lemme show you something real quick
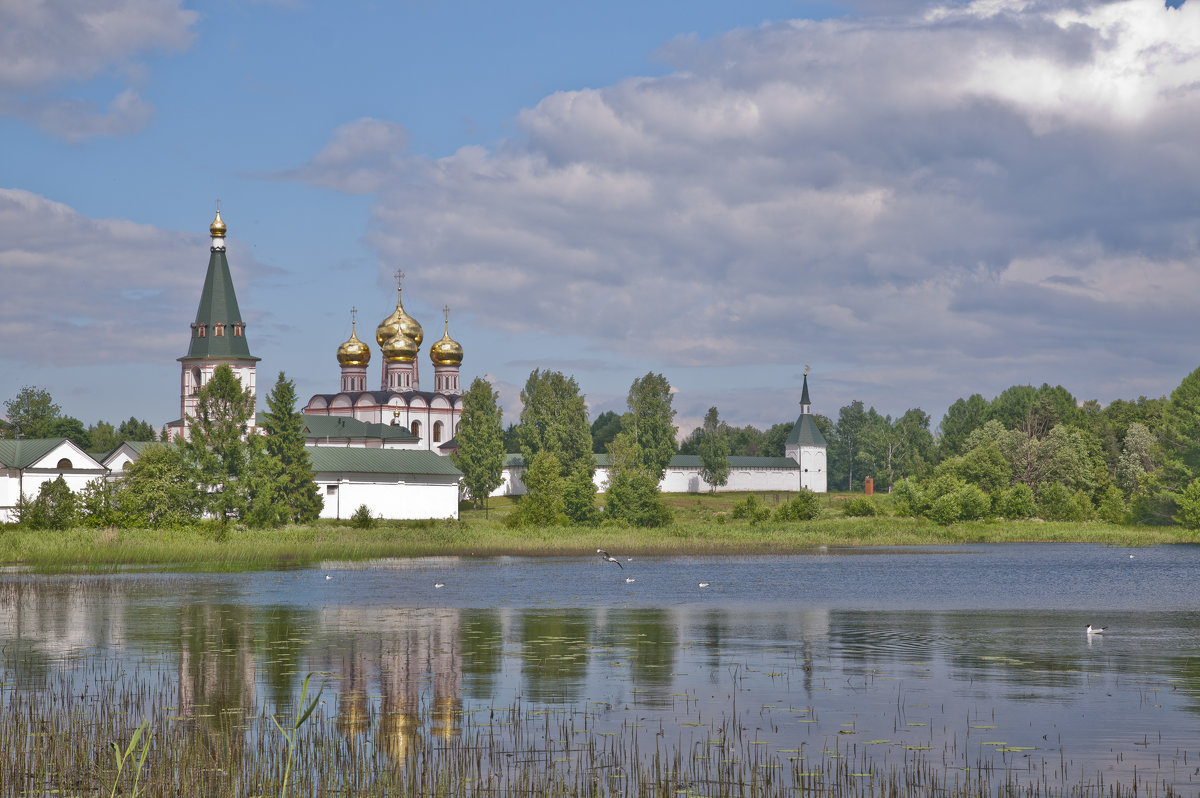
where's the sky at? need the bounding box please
[1,0,1198,439]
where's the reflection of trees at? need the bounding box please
[520,610,591,703]
[177,603,257,762]
[458,609,503,700]
[608,609,676,707]
[261,606,309,717]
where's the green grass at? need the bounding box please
[1,491,1195,572]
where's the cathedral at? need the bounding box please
[301,271,464,454]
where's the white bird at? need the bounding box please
[325,574,332,581]
[625,577,636,583]
[434,582,445,589]
[698,582,710,588]
[1086,624,1107,635]
[597,549,623,569]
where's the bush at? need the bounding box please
[732,495,771,523]
[891,478,925,517]
[957,484,992,521]
[1036,483,1093,522]
[928,492,961,526]
[1096,484,1129,525]
[18,476,77,531]
[775,490,822,521]
[1174,479,1200,529]
[842,496,879,517]
[997,483,1035,519]
[350,504,375,529]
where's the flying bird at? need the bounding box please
[597,549,623,569]
[1086,624,1107,635]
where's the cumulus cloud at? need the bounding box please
[0,0,196,139]
[0,189,267,366]
[270,118,411,194]
[299,0,1200,420]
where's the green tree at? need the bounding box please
[78,477,124,527]
[829,400,869,491]
[938,393,989,457]
[1116,422,1157,496]
[454,377,506,513]
[622,372,677,481]
[1164,365,1200,482]
[3,386,62,439]
[696,407,730,492]
[1175,479,1200,530]
[602,431,672,527]
[260,372,322,524]
[120,444,202,527]
[19,476,77,530]
[590,410,623,454]
[517,369,593,477]
[87,421,122,454]
[507,450,567,527]
[763,422,793,457]
[563,458,599,524]
[182,364,257,525]
[117,417,158,441]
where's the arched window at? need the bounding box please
[410,420,421,438]
[433,421,443,443]
[57,458,73,469]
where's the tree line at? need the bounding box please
[1,386,159,453]
[10,367,322,531]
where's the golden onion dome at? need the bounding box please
[375,286,423,351]
[336,322,371,367]
[209,209,226,237]
[382,331,417,362]
[429,322,463,366]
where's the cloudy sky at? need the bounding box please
[2,0,1198,437]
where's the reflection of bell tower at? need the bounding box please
[430,610,462,740]
[176,207,260,439]
[379,628,424,761]
[336,644,369,739]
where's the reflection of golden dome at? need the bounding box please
[209,209,226,237]
[336,689,369,738]
[430,694,460,741]
[429,322,463,366]
[381,711,420,761]
[337,321,371,367]
[376,286,423,351]
[383,332,417,362]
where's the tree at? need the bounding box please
[590,410,623,454]
[507,450,567,527]
[1175,479,1200,529]
[3,386,61,439]
[454,377,506,513]
[117,417,158,441]
[1116,422,1156,496]
[563,458,599,523]
[696,407,730,492]
[829,400,869,491]
[260,372,322,524]
[120,444,202,527]
[182,364,257,525]
[622,372,677,481]
[1164,365,1200,482]
[87,421,121,454]
[18,476,76,530]
[517,369,593,477]
[603,432,672,527]
[938,394,989,458]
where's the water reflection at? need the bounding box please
[1,549,1199,792]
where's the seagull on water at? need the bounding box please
[325,574,332,581]
[698,582,710,588]
[625,577,636,583]
[1086,624,1107,635]
[597,549,623,569]
[434,582,445,589]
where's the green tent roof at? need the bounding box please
[306,446,462,477]
[785,414,827,447]
[181,248,259,361]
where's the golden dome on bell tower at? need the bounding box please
[375,269,423,351]
[209,208,226,237]
[336,309,371,367]
[429,306,463,366]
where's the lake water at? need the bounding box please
[2,543,1199,794]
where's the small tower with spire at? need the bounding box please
[429,306,464,396]
[784,367,828,492]
[336,307,371,392]
[174,206,260,438]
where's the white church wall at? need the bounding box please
[315,473,459,521]
[798,446,827,493]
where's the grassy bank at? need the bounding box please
[2,491,1196,572]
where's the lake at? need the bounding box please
[2,543,1198,795]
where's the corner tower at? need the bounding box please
[175,209,260,435]
[784,370,828,492]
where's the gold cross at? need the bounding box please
[350,306,358,329]
[443,304,450,325]
[394,268,405,290]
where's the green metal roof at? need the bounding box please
[181,248,259,361]
[306,446,462,477]
[785,414,827,447]
[504,452,800,470]
[0,438,66,469]
[301,414,417,441]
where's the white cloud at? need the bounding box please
[271,118,410,194]
[294,0,1200,420]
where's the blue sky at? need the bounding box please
[2,0,1198,437]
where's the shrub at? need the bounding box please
[997,483,1035,519]
[1096,484,1129,525]
[1036,483,1093,522]
[350,504,375,529]
[732,495,771,523]
[891,478,925,517]
[842,496,879,517]
[927,492,961,526]
[957,484,992,521]
[1174,479,1200,529]
[18,476,77,531]
[775,489,822,521]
